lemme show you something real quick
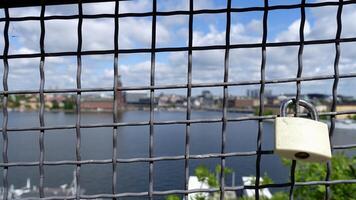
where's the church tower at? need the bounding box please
[115,74,125,110]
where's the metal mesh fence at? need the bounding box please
[0,0,356,199]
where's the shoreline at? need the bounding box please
[4,108,255,114]
[5,110,356,129]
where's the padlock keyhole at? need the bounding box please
[295,152,310,159]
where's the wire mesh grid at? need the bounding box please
[0,0,356,199]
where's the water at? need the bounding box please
[1,111,356,199]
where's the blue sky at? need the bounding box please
[1,0,356,97]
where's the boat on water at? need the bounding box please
[185,175,272,200]
[0,172,87,199]
[242,176,272,199]
[186,175,237,200]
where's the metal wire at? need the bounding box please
[325,1,343,199]
[75,1,83,200]
[0,0,356,199]
[290,0,306,198]
[38,3,46,198]
[184,1,193,200]
[149,0,157,199]
[112,0,119,199]
[255,1,268,199]
[1,7,9,200]
[220,0,231,199]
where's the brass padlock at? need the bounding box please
[275,99,332,162]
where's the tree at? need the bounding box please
[242,153,356,200]
[166,195,180,200]
[254,108,274,116]
[51,100,60,109]
[195,165,233,188]
[288,152,356,200]
[63,99,75,110]
[347,115,356,120]
[166,153,356,200]
[239,173,282,200]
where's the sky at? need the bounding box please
[0,0,356,97]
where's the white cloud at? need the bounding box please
[2,1,356,97]
[193,25,225,46]
[275,19,311,42]
[8,6,172,52]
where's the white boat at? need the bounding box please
[186,175,237,200]
[242,176,272,199]
[0,172,87,199]
[187,176,210,200]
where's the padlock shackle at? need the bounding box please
[280,99,319,120]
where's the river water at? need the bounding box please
[1,111,355,199]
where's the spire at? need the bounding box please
[115,72,125,109]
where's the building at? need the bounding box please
[266,96,281,106]
[194,90,215,109]
[115,75,125,108]
[157,93,186,108]
[124,91,158,109]
[246,89,272,99]
[81,98,113,111]
[336,102,356,119]
[81,96,125,112]
[228,97,259,109]
[81,77,125,111]
[337,95,355,103]
[124,91,149,104]
[306,93,330,101]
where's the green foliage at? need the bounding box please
[215,165,233,175]
[254,108,274,116]
[63,99,75,110]
[194,195,207,200]
[347,115,356,120]
[195,165,218,188]
[167,154,356,200]
[238,173,276,200]
[165,195,180,200]
[319,115,329,120]
[8,94,25,108]
[282,152,356,200]
[242,153,356,199]
[195,165,233,188]
[261,173,273,185]
[239,191,288,200]
[240,196,270,200]
[51,100,60,109]
[270,192,289,200]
